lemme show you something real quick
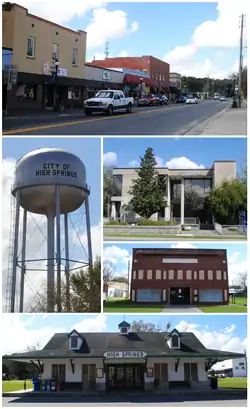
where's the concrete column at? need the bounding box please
[111,202,116,220]
[181,178,185,225]
[165,175,171,221]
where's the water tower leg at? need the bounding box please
[64,214,70,312]
[47,211,55,312]
[85,195,94,311]
[11,190,21,313]
[19,209,27,313]
[55,185,62,312]
[85,194,93,269]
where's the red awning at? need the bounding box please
[123,74,154,87]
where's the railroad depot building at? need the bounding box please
[4,321,243,392]
[130,248,229,304]
[110,161,236,225]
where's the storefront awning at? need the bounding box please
[123,74,154,87]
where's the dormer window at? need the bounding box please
[118,320,131,335]
[71,335,78,349]
[68,329,83,350]
[164,329,181,349]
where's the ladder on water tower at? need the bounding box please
[5,189,16,312]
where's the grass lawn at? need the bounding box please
[232,297,247,305]
[218,377,247,389]
[2,380,33,392]
[199,297,247,313]
[103,298,164,313]
[104,234,246,240]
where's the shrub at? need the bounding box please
[104,221,128,226]
[137,218,179,226]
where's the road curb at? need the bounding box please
[184,105,230,135]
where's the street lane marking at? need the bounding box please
[2,103,223,135]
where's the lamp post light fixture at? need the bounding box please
[140,77,143,98]
[54,59,60,111]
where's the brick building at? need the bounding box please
[131,248,229,305]
[88,56,170,94]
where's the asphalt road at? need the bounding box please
[2,395,247,407]
[2,100,229,135]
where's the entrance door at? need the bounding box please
[107,365,144,390]
[170,288,190,304]
[184,363,191,383]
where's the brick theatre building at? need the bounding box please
[130,248,229,305]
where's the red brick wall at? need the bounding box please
[88,56,170,88]
[130,249,228,304]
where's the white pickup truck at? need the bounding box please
[84,90,134,116]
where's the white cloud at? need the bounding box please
[14,0,106,25]
[166,157,205,169]
[103,245,130,266]
[175,320,247,353]
[128,156,205,169]
[86,8,139,49]
[2,158,101,312]
[103,152,117,167]
[170,243,198,249]
[2,314,107,354]
[164,0,247,78]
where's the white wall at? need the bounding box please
[84,65,124,84]
[147,358,207,382]
[42,359,103,382]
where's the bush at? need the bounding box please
[137,218,179,226]
[104,221,128,226]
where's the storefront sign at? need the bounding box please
[104,351,147,359]
[43,63,51,75]
[35,163,77,178]
[102,70,111,81]
[58,68,68,77]
[172,170,209,177]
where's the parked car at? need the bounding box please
[214,94,220,100]
[176,96,187,103]
[158,95,169,105]
[219,96,226,101]
[186,96,198,104]
[138,94,159,106]
[84,90,134,116]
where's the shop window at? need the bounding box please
[72,48,78,66]
[147,368,153,377]
[16,85,37,101]
[68,87,80,100]
[27,37,35,58]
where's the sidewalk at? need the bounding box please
[201,100,247,135]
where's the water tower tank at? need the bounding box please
[12,148,88,214]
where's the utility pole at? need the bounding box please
[127,259,130,298]
[238,14,244,107]
[104,42,109,59]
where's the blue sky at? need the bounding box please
[15,1,247,79]
[2,137,101,226]
[103,243,248,285]
[103,137,247,172]
[2,313,247,354]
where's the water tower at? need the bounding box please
[8,148,92,313]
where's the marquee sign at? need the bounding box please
[172,170,209,177]
[104,351,147,359]
[35,163,77,178]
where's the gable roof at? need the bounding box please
[3,331,245,361]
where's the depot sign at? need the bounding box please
[104,351,147,359]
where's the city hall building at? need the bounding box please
[4,321,243,392]
[110,161,236,225]
[131,248,229,305]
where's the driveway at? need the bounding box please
[161,305,202,313]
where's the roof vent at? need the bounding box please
[118,320,131,335]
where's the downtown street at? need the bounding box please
[2,99,232,136]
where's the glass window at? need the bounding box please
[191,179,205,196]
[172,182,181,199]
[71,335,78,349]
[172,334,179,348]
[16,85,37,101]
[112,175,123,196]
[72,48,78,66]
[52,43,59,61]
[96,368,103,378]
[27,37,35,57]
[205,179,212,194]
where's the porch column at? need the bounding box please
[180,178,185,225]
[111,202,116,220]
[165,175,171,221]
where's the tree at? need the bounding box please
[206,179,247,224]
[26,343,41,352]
[130,320,171,333]
[103,261,114,284]
[128,147,167,219]
[236,271,247,296]
[103,167,114,218]
[111,276,128,283]
[30,258,101,313]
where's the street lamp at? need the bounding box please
[54,59,60,111]
[140,77,143,98]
